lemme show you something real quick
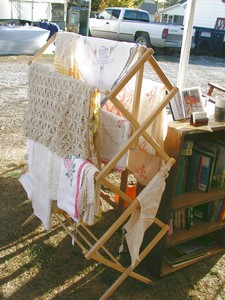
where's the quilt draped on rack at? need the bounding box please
[24,62,100,165]
[21,62,102,230]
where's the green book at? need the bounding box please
[193,146,215,192]
[175,156,186,196]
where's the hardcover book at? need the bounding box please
[214,199,224,220]
[212,140,225,187]
[185,149,201,192]
[175,156,187,196]
[196,141,220,185]
[193,201,214,222]
[193,146,215,192]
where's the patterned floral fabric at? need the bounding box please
[57,156,101,225]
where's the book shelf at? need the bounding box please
[143,120,225,278]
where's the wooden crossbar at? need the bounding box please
[99,222,170,300]
[96,88,177,182]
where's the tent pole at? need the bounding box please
[177,0,197,89]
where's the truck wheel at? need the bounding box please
[135,34,151,48]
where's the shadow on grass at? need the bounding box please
[0,176,224,300]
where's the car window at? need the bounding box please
[140,12,149,22]
[97,9,113,20]
[111,9,120,20]
[97,9,120,20]
[123,10,149,22]
[124,10,137,21]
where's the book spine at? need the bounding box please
[175,156,186,196]
[197,155,213,192]
[185,207,194,229]
[185,151,201,192]
[181,148,193,156]
[214,199,224,220]
[219,199,225,220]
[182,140,194,149]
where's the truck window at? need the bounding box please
[111,9,120,20]
[123,10,149,22]
[97,9,120,20]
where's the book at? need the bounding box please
[177,209,185,229]
[163,240,206,267]
[175,240,205,255]
[175,156,187,196]
[173,211,178,229]
[210,199,220,221]
[214,199,224,220]
[212,140,225,187]
[185,206,194,229]
[197,154,214,192]
[193,201,214,222]
[193,145,215,192]
[219,199,225,220]
[196,141,220,184]
[166,252,209,268]
[181,148,192,156]
[185,149,201,192]
[182,140,194,149]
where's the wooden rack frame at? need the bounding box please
[24,33,177,299]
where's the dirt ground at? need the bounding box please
[0,53,225,300]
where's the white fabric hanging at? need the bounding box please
[124,161,171,266]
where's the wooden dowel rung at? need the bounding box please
[28,33,57,65]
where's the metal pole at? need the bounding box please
[177,0,197,89]
[64,0,68,30]
[86,0,92,36]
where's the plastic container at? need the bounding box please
[114,185,136,208]
[214,97,225,122]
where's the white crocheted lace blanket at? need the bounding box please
[24,63,100,165]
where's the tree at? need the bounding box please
[94,0,143,11]
[163,0,180,8]
[91,0,102,11]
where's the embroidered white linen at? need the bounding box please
[100,110,131,172]
[124,162,171,266]
[19,140,61,230]
[54,32,139,105]
[103,76,168,185]
[57,156,101,226]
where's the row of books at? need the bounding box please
[175,138,225,195]
[170,198,225,231]
[164,234,216,267]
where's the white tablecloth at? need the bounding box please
[0,26,49,55]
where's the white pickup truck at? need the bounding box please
[89,7,194,49]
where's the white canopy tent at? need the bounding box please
[0,0,66,23]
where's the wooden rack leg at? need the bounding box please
[99,223,169,300]
[21,213,36,228]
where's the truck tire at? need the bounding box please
[135,34,151,48]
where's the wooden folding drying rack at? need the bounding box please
[25,33,177,299]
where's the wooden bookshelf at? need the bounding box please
[144,121,225,278]
[173,187,225,210]
[167,219,225,247]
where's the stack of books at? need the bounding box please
[164,238,211,267]
[175,138,225,195]
[170,198,225,232]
